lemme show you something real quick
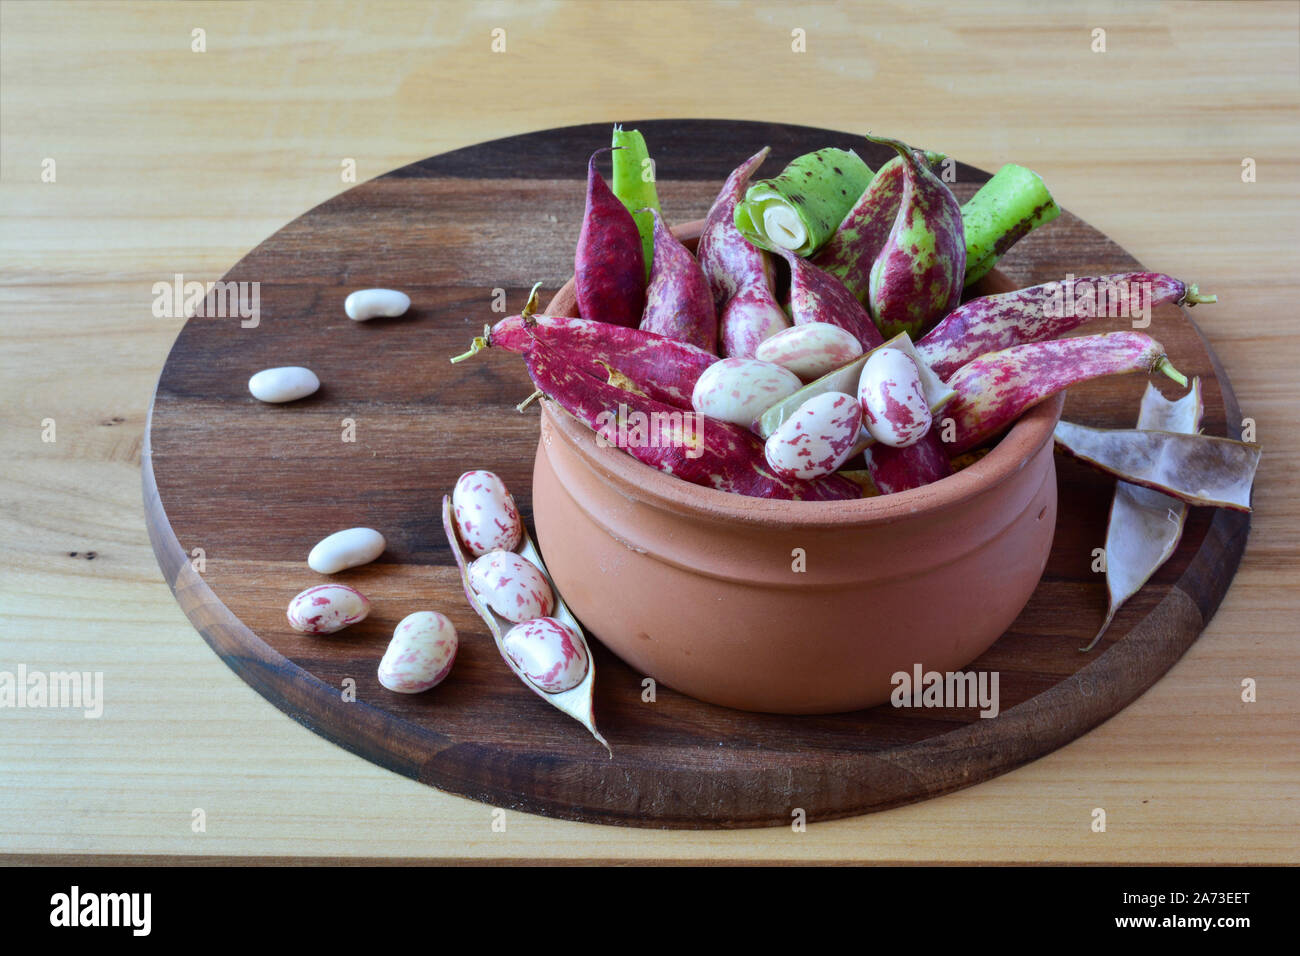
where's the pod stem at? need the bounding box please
[1182,284,1217,306]
[522,281,543,318]
[450,324,492,364]
[516,389,543,412]
[1154,356,1188,388]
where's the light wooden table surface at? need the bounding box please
[2,0,1296,864]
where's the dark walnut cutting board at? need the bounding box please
[143,120,1249,829]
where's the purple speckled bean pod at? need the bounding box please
[696,148,791,358]
[942,331,1187,455]
[523,336,859,501]
[916,273,1214,380]
[639,209,718,353]
[476,313,717,409]
[575,148,645,328]
[812,150,946,304]
[862,430,951,495]
[865,135,966,340]
[777,247,882,352]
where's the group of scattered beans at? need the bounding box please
[286,527,459,695]
[690,327,932,480]
[246,288,410,403]
[248,290,586,698]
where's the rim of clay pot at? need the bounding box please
[542,395,1063,531]
[542,218,1066,530]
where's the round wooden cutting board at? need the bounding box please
[143,120,1249,829]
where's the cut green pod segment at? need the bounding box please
[755,331,954,445]
[611,125,662,280]
[962,164,1060,286]
[1053,421,1261,512]
[1085,380,1203,652]
[733,147,874,257]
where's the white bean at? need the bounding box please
[345,288,410,321]
[248,366,320,403]
[308,528,386,574]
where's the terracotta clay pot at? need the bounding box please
[533,221,1062,714]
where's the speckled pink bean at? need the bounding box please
[286,583,370,635]
[763,391,862,480]
[452,471,522,557]
[467,551,554,623]
[755,323,864,382]
[690,357,802,427]
[502,617,589,693]
[378,611,458,693]
[858,347,932,448]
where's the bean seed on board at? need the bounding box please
[248,366,320,403]
[307,527,386,574]
[345,288,410,321]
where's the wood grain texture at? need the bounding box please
[142,122,1247,828]
[1,0,1295,860]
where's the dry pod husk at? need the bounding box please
[1053,421,1261,512]
[441,495,610,754]
[1084,379,1203,651]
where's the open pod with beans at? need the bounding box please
[441,484,609,754]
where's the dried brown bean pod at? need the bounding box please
[1085,380,1203,651]
[1053,421,1261,512]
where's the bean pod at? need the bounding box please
[696,147,791,358]
[916,273,1216,380]
[813,150,946,304]
[942,331,1187,454]
[640,208,718,353]
[865,135,966,339]
[523,336,859,501]
[778,247,882,351]
[458,306,718,410]
[575,148,645,327]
